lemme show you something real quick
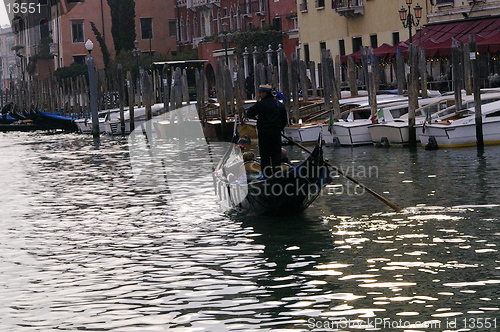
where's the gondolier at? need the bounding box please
[246,84,288,177]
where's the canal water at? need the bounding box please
[0,129,499,331]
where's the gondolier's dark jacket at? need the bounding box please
[246,95,288,132]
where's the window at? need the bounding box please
[339,39,345,56]
[272,17,281,31]
[230,9,234,30]
[316,0,325,8]
[193,17,198,37]
[392,31,400,45]
[201,15,206,37]
[169,21,176,37]
[40,19,49,39]
[370,34,378,48]
[300,0,307,11]
[71,20,84,43]
[352,36,362,53]
[73,55,86,64]
[141,18,153,39]
[320,41,326,52]
[304,44,310,63]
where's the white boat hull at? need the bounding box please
[368,120,413,144]
[75,119,108,134]
[283,123,323,143]
[418,115,500,148]
[105,118,147,134]
[330,120,373,146]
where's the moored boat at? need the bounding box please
[34,110,79,131]
[104,103,164,134]
[417,99,500,148]
[369,92,500,145]
[75,108,122,134]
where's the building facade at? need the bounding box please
[0,26,17,89]
[10,0,52,81]
[10,0,178,79]
[176,0,299,74]
[428,0,500,23]
[297,0,430,65]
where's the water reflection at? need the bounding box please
[0,133,499,331]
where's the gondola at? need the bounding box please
[34,110,79,131]
[213,135,331,215]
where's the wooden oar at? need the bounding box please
[281,134,403,212]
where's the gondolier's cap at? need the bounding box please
[258,84,273,91]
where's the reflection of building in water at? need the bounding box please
[0,26,16,89]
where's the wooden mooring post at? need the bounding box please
[408,44,420,149]
[469,34,483,148]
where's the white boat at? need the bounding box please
[283,121,323,144]
[368,92,500,145]
[417,99,500,148]
[283,94,408,145]
[75,108,121,133]
[325,95,409,146]
[368,96,456,145]
[104,103,165,135]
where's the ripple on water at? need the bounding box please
[1,134,500,330]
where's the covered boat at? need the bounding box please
[213,136,331,215]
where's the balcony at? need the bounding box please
[187,0,220,10]
[336,0,365,17]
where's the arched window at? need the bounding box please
[237,8,241,30]
[201,14,206,37]
[217,10,221,34]
[39,19,50,40]
[179,16,184,42]
[193,16,198,38]
[229,8,234,30]
[209,12,214,36]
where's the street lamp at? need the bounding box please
[85,38,94,54]
[398,0,422,45]
[85,38,99,138]
[219,22,231,66]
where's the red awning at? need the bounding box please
[340,42,408,64]
[340,17,500,63]
[412,17,500,56]
[478,33,500,53]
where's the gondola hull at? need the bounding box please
[35,111,79,131]
[214,140,330,215]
